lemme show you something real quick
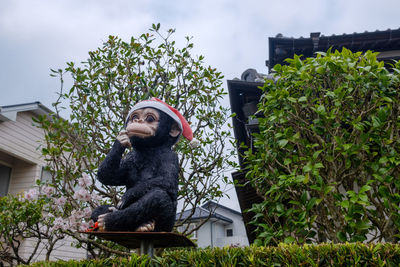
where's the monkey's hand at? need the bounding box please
[117,130,132,148]
[96,207,117,231]
[97,213,108,231]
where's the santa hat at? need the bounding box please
[127,97,200,148]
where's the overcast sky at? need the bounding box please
[1,0,399,210]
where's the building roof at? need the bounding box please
[176,203,235,225]
[0,101,53,122]
[268,28,400,71]
[201,200,242,217]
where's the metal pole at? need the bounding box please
[140,240,154,258]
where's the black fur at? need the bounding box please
[91,110,179,232]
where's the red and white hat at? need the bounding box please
[127,97,200,147]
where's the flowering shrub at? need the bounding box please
[0,174,99,265]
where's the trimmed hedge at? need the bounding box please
[24,243,400,266]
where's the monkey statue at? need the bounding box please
[90,97,196,232]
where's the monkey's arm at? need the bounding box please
[97,141,130,186]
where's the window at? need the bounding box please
[0,164,11,197]
[226,228,233,237]
[41,166,52,183]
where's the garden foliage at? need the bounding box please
[0,189,66,265]
[25,243,400,266]
[245,48,400,245]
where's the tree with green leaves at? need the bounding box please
[35,24,234,257]
[245,48,400,245]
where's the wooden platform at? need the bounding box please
[81,231,195,253]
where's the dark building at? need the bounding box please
[228,28,400,244]
[268,29,400,71]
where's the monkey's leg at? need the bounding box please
[103,189,176,232]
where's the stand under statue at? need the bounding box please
[81,98,197,256]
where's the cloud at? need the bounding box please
[0,0,156,107]
[1,0,399,116]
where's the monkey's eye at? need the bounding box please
[145,115,156,123]
[131,114,139,121]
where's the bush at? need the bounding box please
[0,192,65,265]
[244,48,400,245]
[24,243,400,266]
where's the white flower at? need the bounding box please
[83,207,92,218]
[73,188,91,202]
[68,215,78,229]
[25,188,39,201]
[78,173,92,188]
[91,192,102,204]
[42,186,55,197]
[50,217,68,232]
[54,196,66,206]
[78,222,90,231]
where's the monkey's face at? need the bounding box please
[126,108,160,138]
[126,107,181,149]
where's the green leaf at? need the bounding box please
[314,163,324,169]
[278,139,289,148]
[298,96,307,102]
[284,236,296,243]
[306,197,317,211]
[303,163,312,173]
[340,200,350,209]
[284,158,292,165]
[359,185,371,194]
[337,231,347,242]
[355,221,370,230]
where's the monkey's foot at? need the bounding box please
[135,220,155,232]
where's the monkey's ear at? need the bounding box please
[169,122,181,137]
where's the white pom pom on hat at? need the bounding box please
[127,97,200,147]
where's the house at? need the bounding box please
[176,201,249,248]
[228,28,400,244]
[0,102,87,263]
[0,102,52,197]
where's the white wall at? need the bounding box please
[214,223,225,243]
[0,111,45,166]
[197,221,212,248]
[196,220,226,248]
[20,235,87,262]
[212,206,249,247]
[196,215,249,248]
